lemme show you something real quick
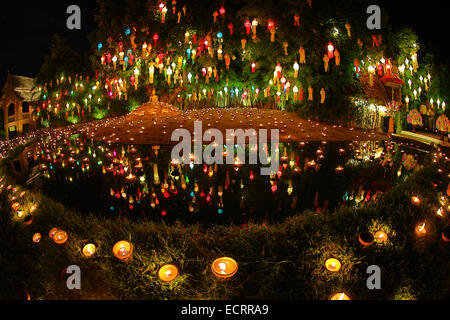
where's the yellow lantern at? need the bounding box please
[211,257,238,279]
[82,244,96,257]
[158,264,179,282]
[113,241,133,262]
[325,258,341,272]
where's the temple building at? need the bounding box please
[0,74,39,139]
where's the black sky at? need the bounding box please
[0,0,447,86]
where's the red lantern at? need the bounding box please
[251,62,256,72]
[228,22,234,35]
[158,2,165,12]
[244,20,251,34]
[153,33,159,46]
[327,42,334,59]
[219,6,225,15]
[268,20,274,30]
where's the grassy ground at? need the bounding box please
[0,148,449,300]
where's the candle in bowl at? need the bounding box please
[329,292,350,300]
[158,264,179,282]
[53,230,68,244]
[358,231,374,246]
[112,241,133,262]
[442,226,450,242]
[411,196,421,206]
[49,228,59,239]
[32,233,41,243]
[325,258,341,272]
[211,257,238,279]
[374,231,388,243]
[415,222,427,237]
[82,244,96,257]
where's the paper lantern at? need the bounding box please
[158,264,179,282]
[32,233,41,243]
[12,202,20,211]
[329,292,350,300]
[325,258,341,272]
[82,244,96,257]
[113,241,133,262]
[53,230,68,244]
[211,257,238,279]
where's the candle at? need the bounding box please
[330,292,350,300]
[82,244,96,257]
[415,222,426,237]
[53,230,68,244]
[411,196,421,206]
[32,233,41,243]
[113,241,133,262]
[374,231,388,243]
[325,258,341,272]
[158,264,179,282]
[211,257,238,279]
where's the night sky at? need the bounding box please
[0,0,446,86]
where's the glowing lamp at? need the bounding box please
[113,241,133,262]
[158,264,179,282]
[251,62,256,72]
[415,222,426,237]
[211,257,238,279]
[358,231,374,246]
[374,231,388,243]
[82,244,96,257]
[12,202,20,211]
[411,196,420,206]
[329,292,350,300]
[32,233,41,243]
[325,258,341,272]
[53,230,68,244]
[49,228,59,239]
[442,227,450,242]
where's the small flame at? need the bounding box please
[418,223,425,232]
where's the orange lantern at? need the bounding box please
[211,257,238,279]
[325,258,341,272]
[53,230,68,244]
[32,233,41,243]
[82,244,96,257]
[12,202,20,211]
[358,231,374,246]
[113,241,133,262]
[329,292,350,300]
[158,264,179,282]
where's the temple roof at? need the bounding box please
[2,74,40,102]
